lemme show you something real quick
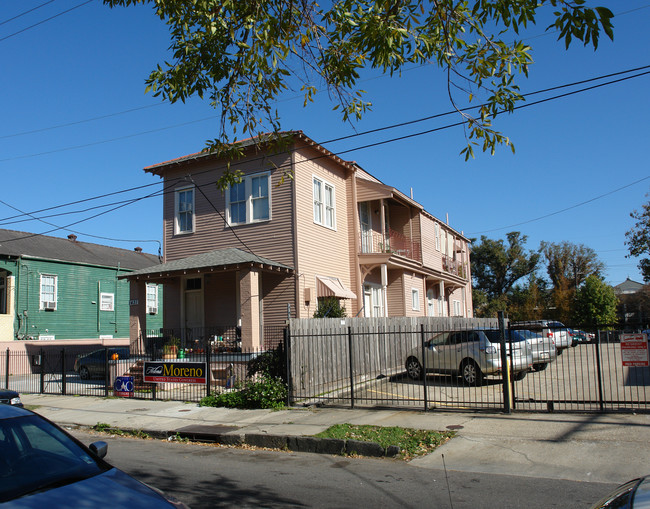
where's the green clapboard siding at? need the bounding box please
[1,257,162,340]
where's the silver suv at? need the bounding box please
[405,329,533,386]
[512,320,572,352]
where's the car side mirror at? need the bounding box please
[89,441,108,459]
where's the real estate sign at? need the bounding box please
[143,361,207,384]
[620,334,649,367]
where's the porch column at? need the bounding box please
[381,264,388,317]
[239,268,261,350]
[439,280,446,317]
[128,280,148,352]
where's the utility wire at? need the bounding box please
[1,65,649,241]
[0,0,94,43]
[468,176,650,235]
[0,0,56,27]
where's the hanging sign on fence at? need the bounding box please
[113,376,134,398]
[143,361,207,384]
[620,334,649,367]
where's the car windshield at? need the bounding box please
[517,330,543,340]
[0,414,109,502]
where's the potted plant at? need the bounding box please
[163,337,180,359]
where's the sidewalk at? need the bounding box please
[21,394,650,485]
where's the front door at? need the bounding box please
[184,277,204,339]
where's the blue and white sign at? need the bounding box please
[113,376,134,398]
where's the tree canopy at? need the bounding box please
[572,274,618,327]
[541,240,605,290]
[105,0,613,172]
[626,197,650,282]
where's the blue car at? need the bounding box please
[0,405,187,507]
[0,389,22,407]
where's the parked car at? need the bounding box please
[570,329,595,345]
[0,389,22,407]
[590,476,650,508]
[486,329,557,372]
[0,404,187,507]
[512,320,573,352]
[74,347,130,380]
[405,329,532,386]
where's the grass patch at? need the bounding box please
[92,422,151,440]
[315,423,455,460]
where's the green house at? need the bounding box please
[0,230,162,343]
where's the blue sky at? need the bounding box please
[1,1,649,286]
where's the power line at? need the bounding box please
[2,65,649,241]
[468,176,650,235]
[0,0,56,27]
[0,0,94,43]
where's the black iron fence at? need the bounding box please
[3,319,649,414]
[1,326,287,403]
[285,320,650,413]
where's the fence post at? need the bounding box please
[498,312,512,414]
[595,328,605,411]
[5,349,9,389]
[104,347,109,398]
[205,336,211,399]
[61,349,66,396]
[284,326,292,407]
[421,324,428,412]
[348,326,355,409]
[40,348,45,394]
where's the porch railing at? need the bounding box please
[359,228,421,262]
[442,254,468,279]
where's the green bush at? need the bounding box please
[313,297,346,318]
[199,376,287,409]
[247,343,286,381]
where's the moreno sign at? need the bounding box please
[143,361,207,384]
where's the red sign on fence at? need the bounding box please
[620,334,649,367]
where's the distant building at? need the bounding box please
[613,277,644,295]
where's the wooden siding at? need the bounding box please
[401,271,425,317]
[159,149,297,328]
[385,270,404,316]
[292,147,356,319]
[0,258,161,341]
[420,214,443,271]
[204,272,237,326]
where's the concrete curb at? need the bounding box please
[91,426,401,458]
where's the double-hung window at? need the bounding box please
[146,284,159,314]
[100,293,115,311]
[227,172,270,225]
[175,186,195,234]
[411,288,420,311]
[40,274,57,310]
[313,177,335,229]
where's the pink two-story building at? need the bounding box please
[124,132,472,349]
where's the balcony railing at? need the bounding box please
[359,228,421,262]
[442,255,468,279]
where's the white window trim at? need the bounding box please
[174,185,195,235]
[434,223,441,251]
[146,283,159,314]
[225,171,271,226]
[39,274,57,310]
[411,288,420,311]
[313,176,336,230]
[453,299,462,316]
[363,283,385,318]
[100,292,115,312]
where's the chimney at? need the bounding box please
[67,234,77,242]
[134,247,143,253]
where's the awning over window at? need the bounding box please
[316,276,357,299]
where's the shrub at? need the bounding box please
[199,376,287,410]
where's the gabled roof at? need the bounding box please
[614,277,645,294]
[0,229,160,270]
[123,248,293,278]
[143,131,357,175]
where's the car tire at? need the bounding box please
[79,366,90,380]
[513,370,527,381]
[406,357,424,380]
[460,360,483,386]
[532,362,548,372]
